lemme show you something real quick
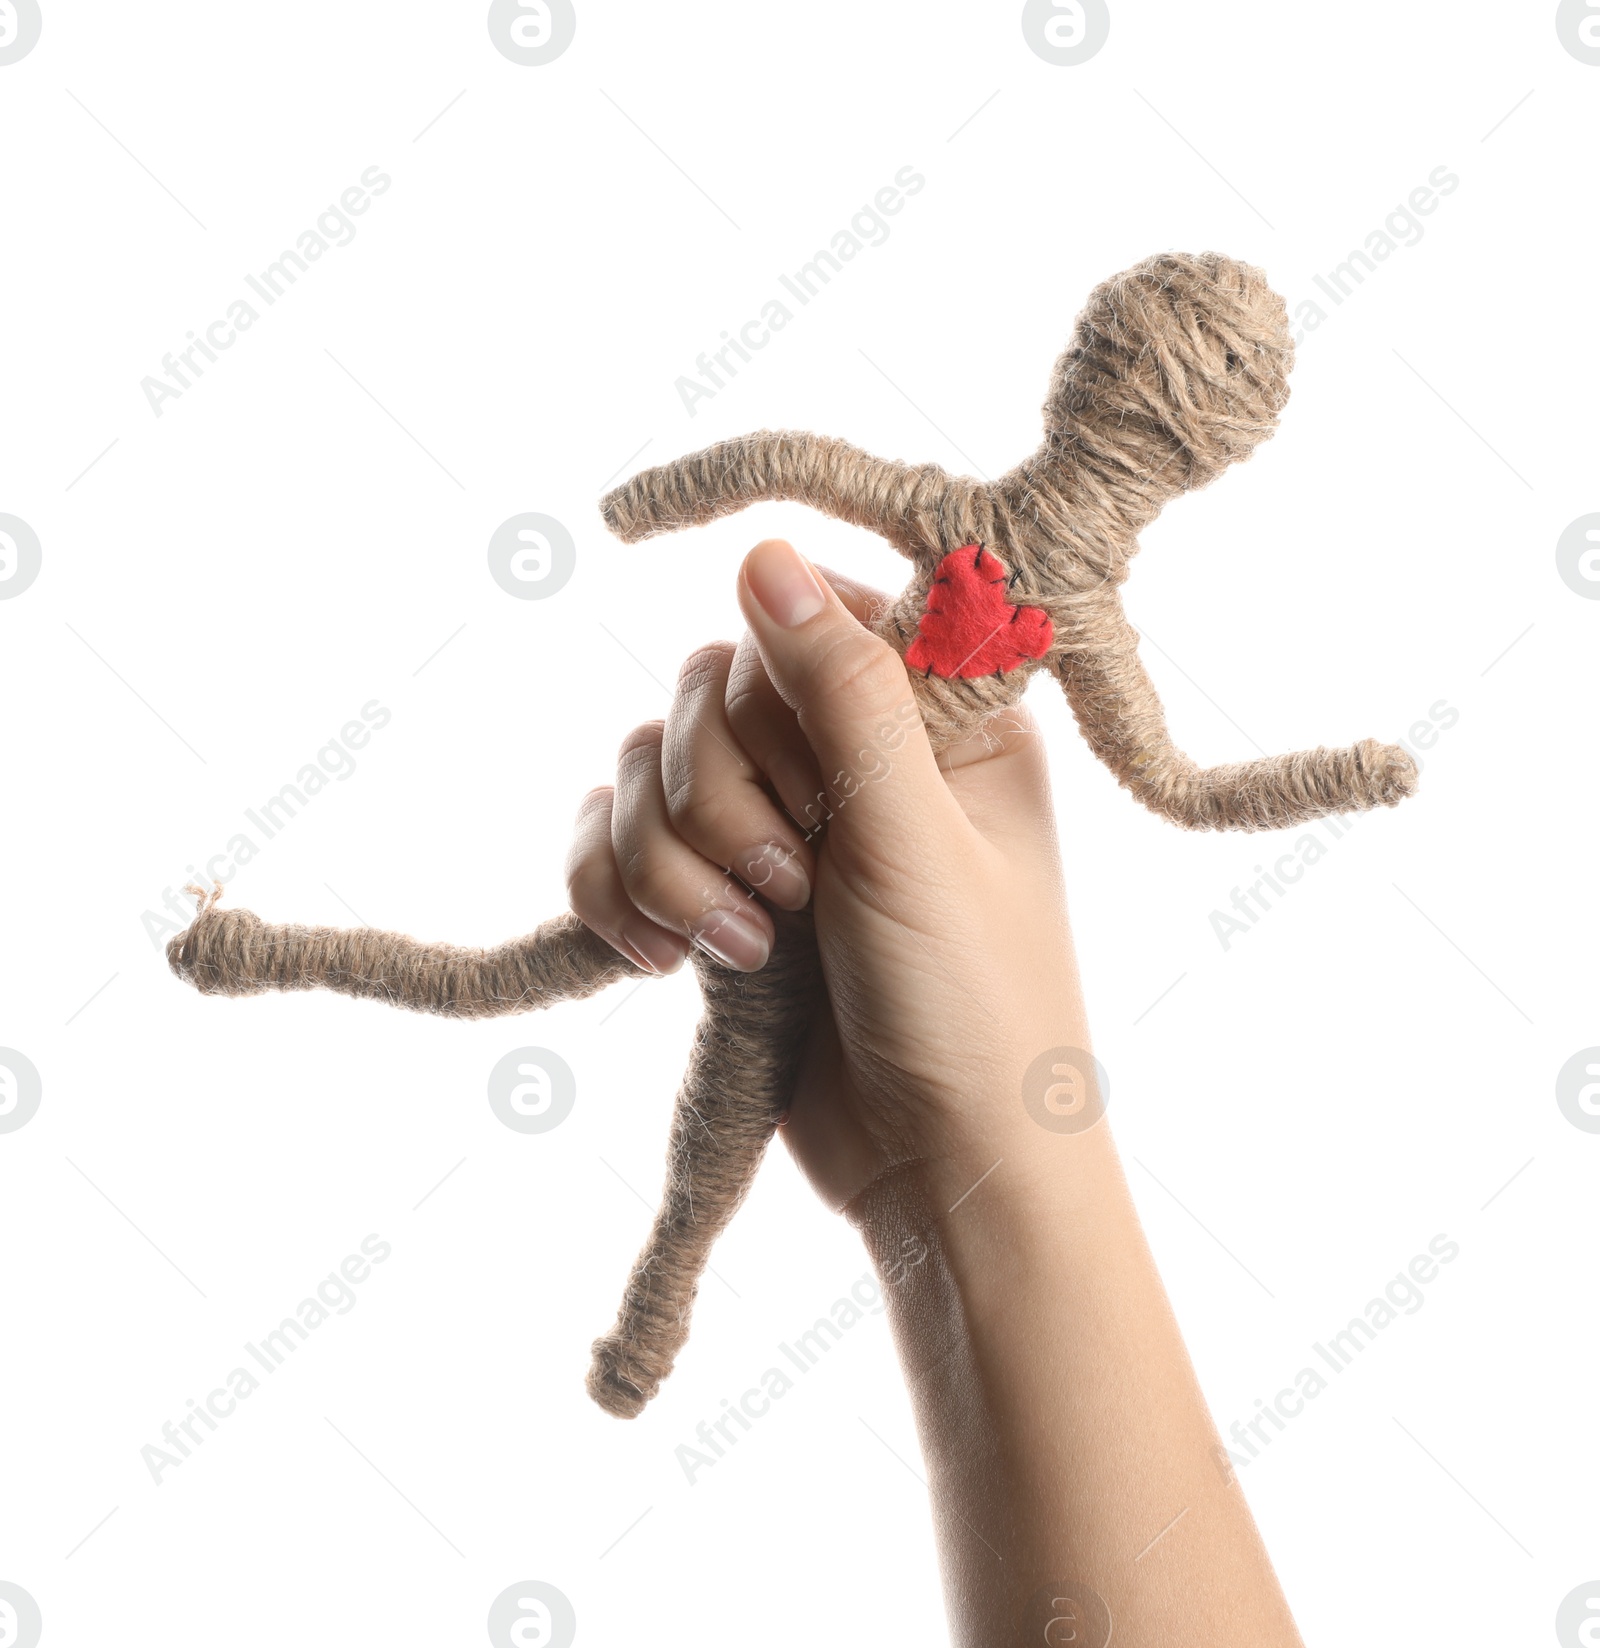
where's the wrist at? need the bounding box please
[853,1024,1109,1236]
[846,1120,1122,1311]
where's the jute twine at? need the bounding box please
[169,888,820,1419]
[169,888,640,1016]
[169,253,1417,1418]
[603,251,1418,816]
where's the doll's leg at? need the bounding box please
[1053,589,1417,831]
[601,431,988,565]
[587,909,822,1417]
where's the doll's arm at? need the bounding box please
[1052,586,1417,830]
[602,430,986,564]
[168,893,642,1016]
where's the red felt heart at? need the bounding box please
[904,546,1054,680]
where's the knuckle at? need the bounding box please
[614,839,694,919]
[723,640,771,708]
[616,720,665,766]
[564,788,616,901]
[563,841,610,912]
[663,771,739,848]
[573,783,613,822]
[812,629,908,717]
[675,641,736,695]
[564,867,605,925]
[722,673,771,739]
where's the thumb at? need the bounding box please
[736,539,962,856]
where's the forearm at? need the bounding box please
[848,1123,1304,1647]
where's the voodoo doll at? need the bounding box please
[170,252,1418,1418]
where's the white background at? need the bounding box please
[2,2,1596,1643]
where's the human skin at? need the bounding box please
[565,537,1306,1647]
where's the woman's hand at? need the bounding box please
[564,536,1092,1215]
[568,536,1303,1645]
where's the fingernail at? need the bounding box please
[689,906,771,972]
[745,540,827,630]
[621,921,688,975]
[740,842,810,911]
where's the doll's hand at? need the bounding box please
[566,538,1091,1214]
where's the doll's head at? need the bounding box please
[1028,251,1295,537]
